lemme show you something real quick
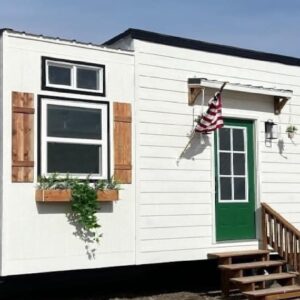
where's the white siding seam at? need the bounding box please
[137,51,300,79]
[139,73,300,91]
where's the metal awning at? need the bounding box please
[188,78,293,114]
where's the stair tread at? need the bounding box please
[208,249,269,259]
[231,272,297,284]
[219,260,285,270]
[243,285,300,297]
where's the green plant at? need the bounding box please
[37,174,101,243]
[37,173,71,189]
[94,176,121,191]
[70,179,101,242]
[286,125,298,133]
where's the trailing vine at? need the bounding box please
[70,179,101,243]
[37,174,121,244]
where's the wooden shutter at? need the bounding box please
[114,102,132,184]
[12,92,34,182]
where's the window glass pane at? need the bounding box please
[220,152,231,175]
[220,177,232,200]
[47,105,102,139]
[234,178,246,200]
[219,128,231,150]
[48,65,71,86]
[233,153,245,175]
[47,143,101,174]
[233,129,244,151]
[77,68,99,90]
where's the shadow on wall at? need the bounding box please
[178,132,211,162]
[36,202,113,214]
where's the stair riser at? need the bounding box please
[235,277,296,293]
[218,253,270,265]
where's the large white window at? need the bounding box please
[40,98,108,179]
[42,57,105,96]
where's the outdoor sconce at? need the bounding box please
[265,120,278,140]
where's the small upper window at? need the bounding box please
[42,57,105,96]
[48,64,72,86]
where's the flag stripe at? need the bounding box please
[195,93,224,133]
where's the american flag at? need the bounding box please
[195,92,224,134]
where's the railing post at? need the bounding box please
[261,204,267,250]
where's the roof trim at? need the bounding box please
[0,28,133,55]
[104,28,300,67]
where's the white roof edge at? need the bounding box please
[195,78,293,98]
[2,29,134,56]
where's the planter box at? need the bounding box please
[36,189,119,202]
[36,189,72,202]
[97,190,119,202]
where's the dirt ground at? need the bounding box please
[110,291,243,300]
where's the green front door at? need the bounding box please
[215,118,256,241]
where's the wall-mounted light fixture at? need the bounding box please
[265,120,278,140]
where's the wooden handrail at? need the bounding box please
[261,202,300,272]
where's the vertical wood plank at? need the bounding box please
[274,217,278,252]
[269,215,273,247]
[261,206,267,250]
[285,229,289,262]
[12,92,34,182]
[114,102,132,184]
[279,223,284,257]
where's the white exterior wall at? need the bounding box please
[1,32,135,276]
[132,39,300,265]
[0,34,3,273]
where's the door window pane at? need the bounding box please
[233,153,245,175]
[48,65,71,86]
[219,128,231,150]
[220,177,232,200]
[234,178,246,200]
[220,152,231,175]
[47,105,102,139]
[47,143,101,174]
[233,129,244,151]
[77,68,99,90]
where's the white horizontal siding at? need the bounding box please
[139,192,211,204]
[140,215,212,228]
[139,203,212,216]
[134,39,300,265]
[140,226,211,240]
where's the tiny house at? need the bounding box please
[0,28,300,285]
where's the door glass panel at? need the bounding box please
[220,153,231,175]
[220,177,232,200]
[233,129,244,151]
[234,178,246,200]
[233,153,245,175]
[219,128,231,150]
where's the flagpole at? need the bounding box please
[177,82,227,164]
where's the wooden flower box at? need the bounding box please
[36,189,119,202]
[97,189,119,202]
[36,189,72,202]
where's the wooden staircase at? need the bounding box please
[208,203,300,300]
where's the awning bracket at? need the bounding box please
[274,96,288,115]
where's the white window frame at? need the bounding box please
[217,125,248,203]
[46,60,104,94]
[41,98,108,179]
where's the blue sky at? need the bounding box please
[0,0,299,57]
